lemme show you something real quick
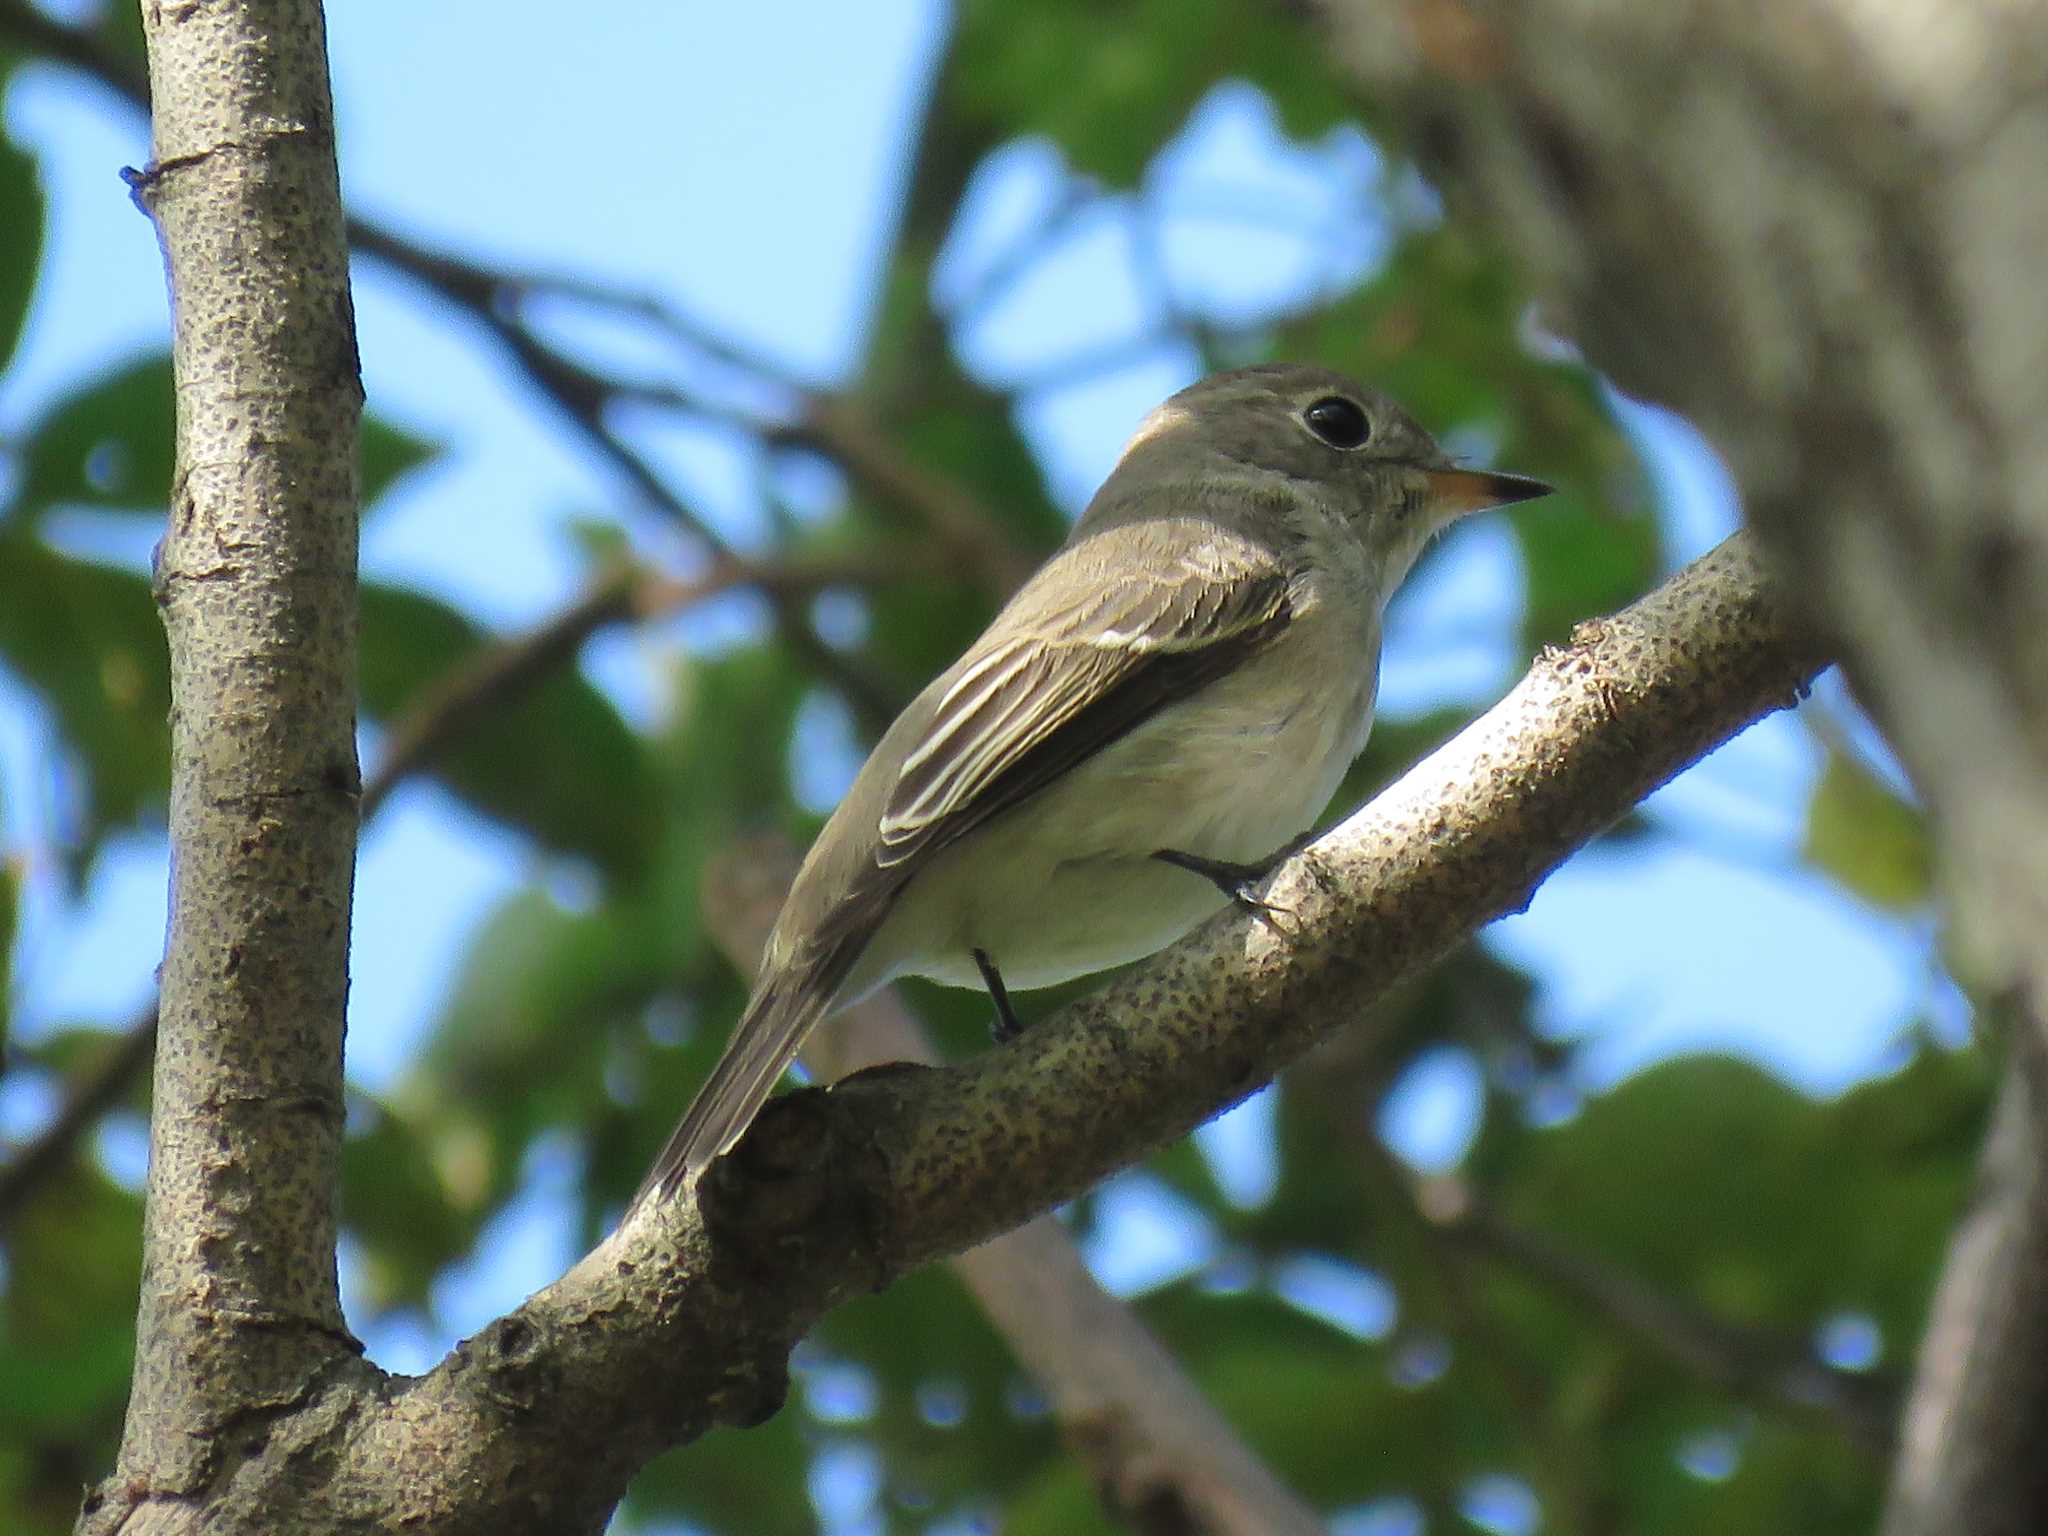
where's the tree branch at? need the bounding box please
[347,225,901,734]
[103,531,1819,1535]
[94,0,364,1522]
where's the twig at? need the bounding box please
[939,175,1096,324]
[1423,1177,1901,1458]
[469,266,813,393]
[344,225,1038,609]
[349,227,908,730]
[362,551,917,820]
[780,397,1039,595]
[0,1007,157,1224]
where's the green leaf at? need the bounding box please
[627,1415,819,1535]
[1512,494,1664,649]
[951,0,1351,186]
[15,355,175,520]
[18,1024,148,1096]
[1482,1050,1979,1346]
[340,1099,477,1313]
[376,641,827,1231]
[357,581,660,881]
[0,531,170,865]
[394,881,689,1226]
[0,130,43,379]
[0,1162,141,1456]
[1804,752,1933,911]
[826,359,1062,700]
[421,886,641,1108]
[358,415,440,515]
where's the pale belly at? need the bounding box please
[856,629,1376,995]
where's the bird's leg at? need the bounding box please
[1152,829,1323,915]
[974,947,1026,1043]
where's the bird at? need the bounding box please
[637,363,1549,1202]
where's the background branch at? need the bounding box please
[1883,1017,2048,1536]
[1420,1176,1900,1457]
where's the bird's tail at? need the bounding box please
[634,974,831,1206]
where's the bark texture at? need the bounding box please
[84,1,364,1531]
[1319,5,2048,1532]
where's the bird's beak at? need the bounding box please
[1422,467,1553,522]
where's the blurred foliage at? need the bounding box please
[1805,751,1933,912]
[951,0,1354,184]
[357,583,661,880]
[0,5,1977,1536]
[0,129,39,383]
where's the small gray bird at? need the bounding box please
[638,363,1548,1201]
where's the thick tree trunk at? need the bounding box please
[1319,5,2048,1532]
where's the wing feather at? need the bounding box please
[875,542,1293,871]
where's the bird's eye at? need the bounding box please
[1303,395,1371,449]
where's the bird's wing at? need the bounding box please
[876,536,1294,871]
[789,525,1295,986]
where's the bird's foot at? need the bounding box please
[974,948,1027,1043]
[1153,830,1323,919]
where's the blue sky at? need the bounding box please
[0,3,1949,1500]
